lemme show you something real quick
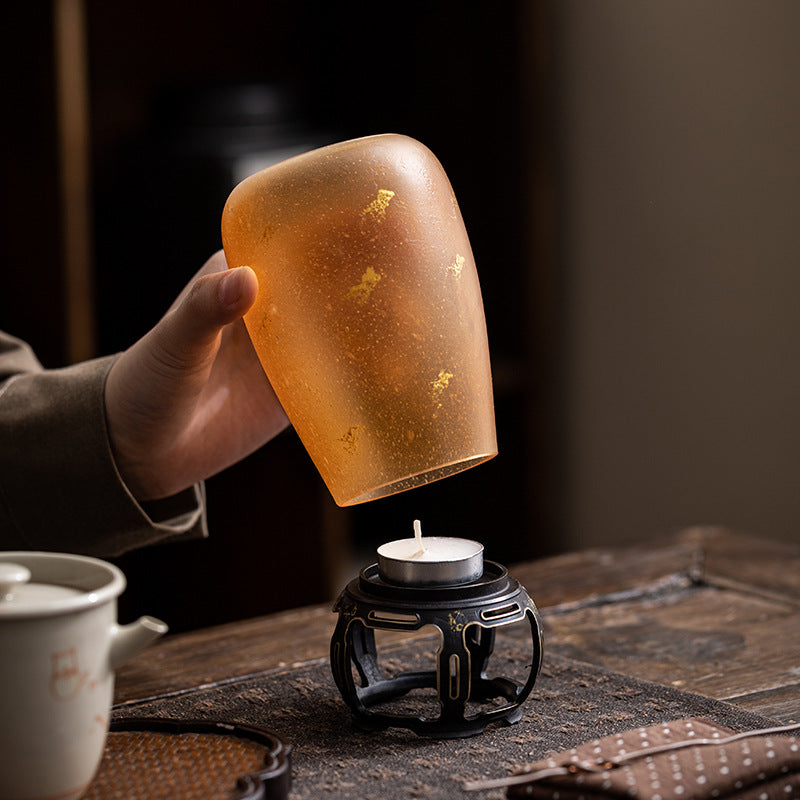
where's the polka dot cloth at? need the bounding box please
[506,718,800,799]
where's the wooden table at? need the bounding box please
[115,526,799,724]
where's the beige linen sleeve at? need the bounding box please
[0,331,208,557]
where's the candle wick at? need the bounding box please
[412,519,426,557]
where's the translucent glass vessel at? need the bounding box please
[221,134,497,506]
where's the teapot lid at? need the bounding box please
[0,562,83,612]
[0,553,125,618]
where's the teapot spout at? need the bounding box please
[110,615,168,669]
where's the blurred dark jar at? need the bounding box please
[94,82,329,354]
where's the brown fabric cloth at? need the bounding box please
[504,717,800,799]
[0,330,207,556]
[113,644,787,800]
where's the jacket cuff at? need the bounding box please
[0,355,208,557]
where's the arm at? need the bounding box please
[0,252,289,557]
[0,346,206,556]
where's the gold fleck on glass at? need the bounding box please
[222,134,497,506]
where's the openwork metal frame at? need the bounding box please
[330,561,543,738]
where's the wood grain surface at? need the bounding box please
[114,527,800,723]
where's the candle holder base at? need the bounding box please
[330,561,543,738]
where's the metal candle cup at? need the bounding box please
[377,536,484,586]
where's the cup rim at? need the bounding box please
[0,551,126,619]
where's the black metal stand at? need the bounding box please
[330,561,543,738]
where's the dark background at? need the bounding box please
[1,2,561,631]
[5,2,800,633]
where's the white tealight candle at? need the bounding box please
[377,520,484,586]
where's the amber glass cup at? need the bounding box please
[222,134,497,505]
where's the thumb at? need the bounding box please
[154,266,258,368]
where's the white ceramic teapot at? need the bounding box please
[0,551,167,800]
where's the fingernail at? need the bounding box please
[219,268,245,307]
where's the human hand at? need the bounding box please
[104,250,290,502]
